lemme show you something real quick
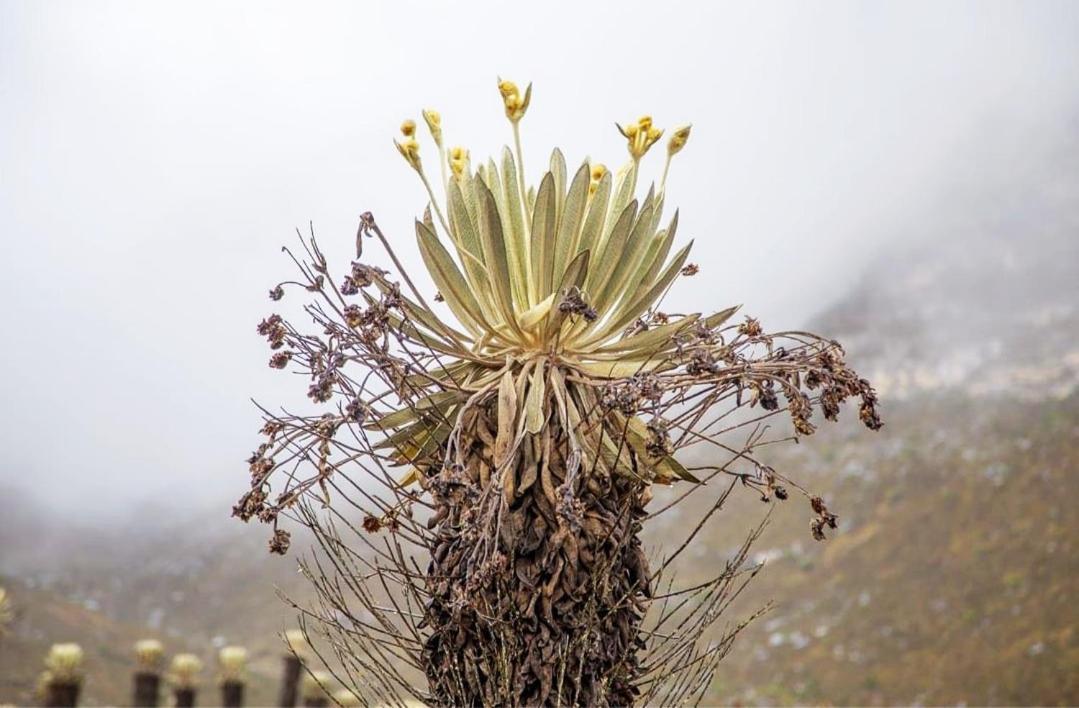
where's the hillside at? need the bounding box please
[671,393,1079,705]
[0,508,312,706]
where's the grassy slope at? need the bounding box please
[0,521,311,706]
[660,393,1079,706]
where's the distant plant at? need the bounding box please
[41,643,84,707]
[132,639,165,707]
[0,586,12,636]
[167,653,202,708]
[278,628,308,707]
[217,646,247,708]
[237,79,882,706]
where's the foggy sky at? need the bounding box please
[1,0,1077,519]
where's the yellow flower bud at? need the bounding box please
[422,109,442,145]
[638,115,653,130]
[497,77,531,123]
[400,119,416,137]
[394,137,421,171]
[448,146,470,179]
[498,79,518,100]
[589,163,607,195]
[667,123,692,156]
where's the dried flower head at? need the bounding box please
[268,528,291,554]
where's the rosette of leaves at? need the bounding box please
[238,79,881,707]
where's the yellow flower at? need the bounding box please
[400,119,416,137]
[667,124,692,156]
[618,115,664,160]
[422,109,442,145]
[497,78,531,123]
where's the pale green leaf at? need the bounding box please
[591,314,700,356]
[500,147,531,308]
[518,292,555,330]
[580,241,694,348]
[415,220,488,337]
[551,162,591,290]
[576,169,611,257]
[530,171,558,298]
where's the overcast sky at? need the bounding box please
[1,0,1077,519]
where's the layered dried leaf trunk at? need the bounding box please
[421,393,651,707]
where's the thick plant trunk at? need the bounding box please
[133,671,161,707]
[277,654,302,707]
[221,681,244,708]
[44,682,79,707]
[422,418,651,707]
[173,688,196,708]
